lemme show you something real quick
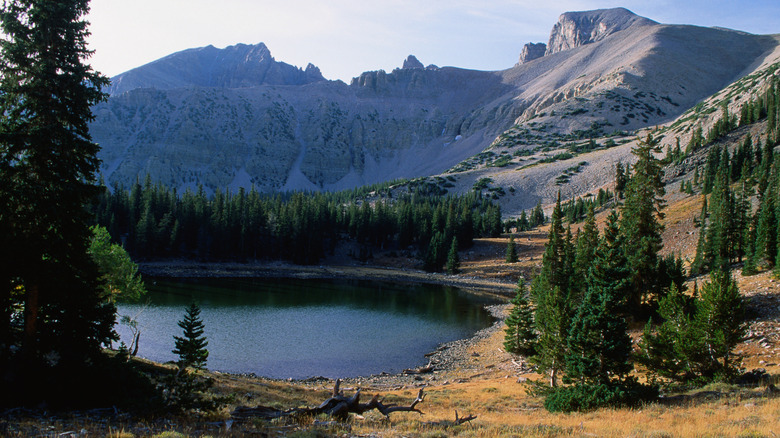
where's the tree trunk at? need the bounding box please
[549,363,557,388]
[23,282,39,361]
[0,273,11,351]
[131,332,140,357]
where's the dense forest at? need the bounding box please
[687,74,780,277]
[91,181,505,271]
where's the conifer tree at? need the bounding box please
[504,279,537,357]
[619,134,666,315]
[640,269,745,382]
[506,236,519,263]
[732,175,753,263]
[615,162,628,198]
[0,0,115,385]
[638,283,701,382]
[572,205,599,294]
[695,270,745,375]
[445,237,460,274]
[531,200,545,227]
[173,303,209,371]
[565,210,632,385]
[754,160,778,268]
[518,210,530,231]
[703,146,733,272]
[530,193,573,387]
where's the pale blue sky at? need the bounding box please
[86,1,780,82]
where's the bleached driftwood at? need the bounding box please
[231,379,425,421]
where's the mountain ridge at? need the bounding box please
[107,42,326,96]
[90,8,779,204]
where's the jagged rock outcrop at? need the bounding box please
[545,7,656,55]
[107,43,325,95]
[518,43,546,64]
[403,55,424,69]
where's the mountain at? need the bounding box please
[107,42,325,95]
[90,8,778,198]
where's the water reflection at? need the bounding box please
[116,278,497,379]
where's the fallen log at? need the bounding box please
[231,379,426,422]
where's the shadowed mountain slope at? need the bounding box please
[90,8,778,194]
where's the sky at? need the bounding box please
[86,0,780,83]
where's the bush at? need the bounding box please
[543,379,658,413]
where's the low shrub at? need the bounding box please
[544,379,658,413]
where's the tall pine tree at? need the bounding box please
[619,134,666,316]
[531,193,574,387]
[0,0,115,402]
[566,210,633,385]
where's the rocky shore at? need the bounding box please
[139,260,517,296]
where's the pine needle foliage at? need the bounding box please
[504,279,537,357]
[173,303,209,371]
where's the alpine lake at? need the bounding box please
[115,277,500,380]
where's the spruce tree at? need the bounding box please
[572,205,599,295]
[695,270,745,376]
[754,160,778,268]
[615,162,628,198]
[619,134,666,316]
[566,210,632,385]
[518,210,530,231]
[531,200,545,227]
[640,269,745,382]
[530,193,573,387]
[504,279,537,357]
[703,146,733,272]
[173,303,209,371]
[445,237,460,274]
[637,283,701,382]
[506,236,519,263]
[0,0,114,391]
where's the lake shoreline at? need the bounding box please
[136,260,518,387]
[139,260,517,297]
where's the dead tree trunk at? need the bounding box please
[231,379,426,422]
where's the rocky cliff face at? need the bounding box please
[545,8,656,55]
[90,9,777,194]
[518,43,546,64]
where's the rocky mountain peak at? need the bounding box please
[304,63,325,81]
[518,42,547,64]
[107,42,324,95]
[402,55,424,69]
[545,7,656,55]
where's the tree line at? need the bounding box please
[92,178,504,271]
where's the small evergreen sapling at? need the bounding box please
[173,303,209,371]
[504,279,537,357]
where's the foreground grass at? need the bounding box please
[6,325,777,437]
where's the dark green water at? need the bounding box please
[115,277,498,379]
